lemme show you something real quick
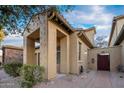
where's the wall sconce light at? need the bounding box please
[84,51,87,54]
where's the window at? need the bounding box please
[78,42,82,60]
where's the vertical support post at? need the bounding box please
[39,15,48,79]
[23,37,35,64]
[60,36,70,74]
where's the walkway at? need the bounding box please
[34,71,124,88]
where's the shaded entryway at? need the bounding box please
[97,53,110,71]
[56,29,68,74]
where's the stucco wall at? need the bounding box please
[85,30,95,46]
[69,32,89,74]
[110,25,117,46]
[110,19,124,46]
[88,46,122,71]
[77,37,89,73]
[121,40,124,65]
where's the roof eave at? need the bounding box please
[78,32,94,49]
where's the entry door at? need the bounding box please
[97,54,110,71]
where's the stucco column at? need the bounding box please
[23,37,35,64]
[47,22,57,80]
[60,36,70,74]
[39,15,48,79]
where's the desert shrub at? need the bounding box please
[3,62,23,77]
[20,65,44,88]
[21,80,33,88]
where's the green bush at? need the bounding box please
[21,80,33,88]
[3,62,23,77]
[20,65,44,88]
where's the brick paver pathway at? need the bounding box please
[34,71,124,88]
[1,69,124,88]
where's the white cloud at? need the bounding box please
[65,6,113,25]
[64,5,114,37]
[96,25,111,30]
[104,35,109,42]
[2,34,23,47]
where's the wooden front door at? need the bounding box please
[97,54,110,71]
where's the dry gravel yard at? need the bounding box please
[0,69,21,88]
[1,68,124,88]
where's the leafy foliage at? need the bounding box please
[3,62,23,77]
[20,65,44,88]
[0,5,74,34]
[0,29,5,47]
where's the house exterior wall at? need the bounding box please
[110,19,124,46]
[88,46,122,71]
[110,25,117,46]
[69,32,89,74]
[84,30,95,46]
[3,46,23,64]
[116,19,124,35]
[23,13,92,80]
[77,37,89,73]
[121,40,124,65]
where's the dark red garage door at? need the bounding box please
[97,54,110,71]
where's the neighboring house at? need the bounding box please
[2,45,23,64]
[88,15,124,72]
[23,10,95,80]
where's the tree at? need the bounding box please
[0,5,74,34]
[0,29,5,47]
[95,35,108,48]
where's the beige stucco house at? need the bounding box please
[23,10,95,80]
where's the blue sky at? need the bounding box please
[3,5,124,47]
[63,5,124,37]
